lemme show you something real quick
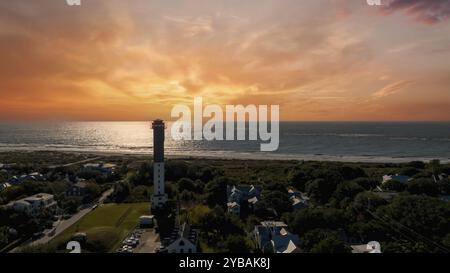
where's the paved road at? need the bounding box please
[61,157,101,167]
[11,188,114,252]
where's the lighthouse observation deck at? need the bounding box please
[152,119,165,163]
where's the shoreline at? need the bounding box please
[0,148,449,164]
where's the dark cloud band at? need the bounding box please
[383,0,450,24]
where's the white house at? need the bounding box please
[163,223,198,253]
[7,193,57,216]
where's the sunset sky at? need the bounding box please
[0,0,449,121]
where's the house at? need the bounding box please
[6,193,57,216]
[29,172,45,181]
[382,174,411,184]
[253,221,300,253]
[288,188,309,210]
[227,202,241,215]
[66,181,88,197]
[351,242,382,253]
[0,183,11,192]
[227,184,262,214]
[291,197,308,210]
[161,223,198,253]
[8,172,45,185]
[248,196,259,206]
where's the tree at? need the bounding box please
[382,180,406,192]
[332,181,365,207]
[253,200,274,219]
[0,226,9,247]
[350,191,387,217]
[285,208,348,235]
[204,177,228,208]
[110,181,130,203]
[128,162,152,186]
[352,177,380,191]
[263,190,292,216]
[406,178,440,196]
[310,236,351,253]
[219,235,251,253]
[340,165,366,180]
[428,159,441,179]
[376,195,450,239]
[437,178,450,195]
[300,229,350,253]
[199,206,245,240]
[61,198,81,214]
[83,182,101,203]
[287,166,313,191]
[408,161,426,169]
[443,233,450,248]
[166,161,188,181]
[178,178,196,193]
[399,167,420,177]
[305,178,337,204]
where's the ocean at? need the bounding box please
[0,122,449,163]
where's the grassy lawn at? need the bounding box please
[50,202,150,252]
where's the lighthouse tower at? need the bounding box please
[152,119,167,208]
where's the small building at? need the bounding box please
[253,221,300,253]
[162,223,198,253]
[6,193,57,216]
[139,215,155,228]
[66,182,88,197]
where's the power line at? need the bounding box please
[367,208,449,253]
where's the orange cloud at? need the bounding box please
[0,0,449,121]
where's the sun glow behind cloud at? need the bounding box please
[0,0,449,121]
